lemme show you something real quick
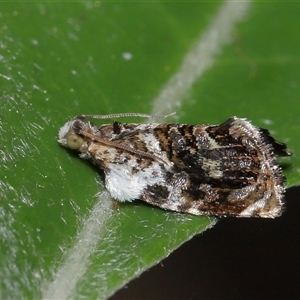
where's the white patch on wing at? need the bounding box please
[138,130,172,164]
[105,161,169,202]
[228,184,256,201]
[239,191,271,217]
[139,131,161,152]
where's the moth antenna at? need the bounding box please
[77,112,177,120]
[79,130,168,164]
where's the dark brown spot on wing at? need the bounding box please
[143,184,170,205]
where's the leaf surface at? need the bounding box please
[0,2,299,299]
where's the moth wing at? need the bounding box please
[140,168,283,218]
[139,118,285,218]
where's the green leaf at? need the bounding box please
[1,2,299,299]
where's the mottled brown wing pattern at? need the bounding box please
[139,118,289,217]
[58,115,290,218]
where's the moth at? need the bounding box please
[58,113,290,218]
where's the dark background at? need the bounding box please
[112,185,300,300]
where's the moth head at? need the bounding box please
[58,120,84,151]
[65,133,84,150]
